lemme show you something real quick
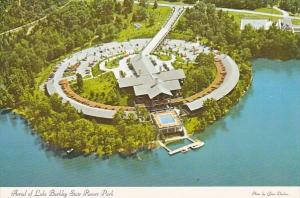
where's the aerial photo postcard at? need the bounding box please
[0,0,300,197]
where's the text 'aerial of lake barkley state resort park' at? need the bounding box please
[1,0,300,192]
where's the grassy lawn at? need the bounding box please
[172,55,193,72]
[172,54,217,98]
[105,56,123,69]
[159,54,172,61]
[153,52,172,61]
[151,0,185,5]
[293,19,300,25]
[227,11,281,25]
[168,31,194,41]
[75,72,134,106]
[254,8,282,15]
[91,62,104,76]
[117,6,171,41]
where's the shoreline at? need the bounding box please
[1,65,251,158]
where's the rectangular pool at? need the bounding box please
[159,114,175,124]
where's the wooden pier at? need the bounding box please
[159,141,172,152]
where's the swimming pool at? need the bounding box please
[159,114,175,124]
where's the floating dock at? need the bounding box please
[159,137,205,155]
[168,141,205,155]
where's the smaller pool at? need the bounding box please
[159,114,175,124]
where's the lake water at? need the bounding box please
[0,59,300,186]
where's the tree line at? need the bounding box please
[201,0,276,9]
[279,0,300,14]
[24,93,155,157]
[174,53,217,97]
[173,1,299,133]
[175,1,300,60]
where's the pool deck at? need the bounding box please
[152,110,181,129]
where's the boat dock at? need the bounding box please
[158,137,205,155]
[169,141,205,155]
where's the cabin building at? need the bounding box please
[117,54,186,108]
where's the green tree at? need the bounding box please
[76,73,83,92]
[153,0,158,9]
[123,0,134,14]
[148,13,155,26]
[132,7,147,22]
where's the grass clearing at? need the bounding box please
[117,6,171,41]
[254,8,282,15]
[105,56,123,69]
[74,72,134,106]
[152,0,185,5]
[227,11,281,25]
[172,54,217,98]
[159,54,172,61]
[91,62,104,77]
[153,52,172,61]
[172,56,193,73]
[293,19,300,25]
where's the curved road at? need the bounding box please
[46,5,186,119]
[46,39,150,119]
[46,5,240,119]
[185,54,240,111]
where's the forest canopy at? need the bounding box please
[0,0,69,32]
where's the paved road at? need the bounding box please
[216,7,300,20]
[142,6,185,55]
[185,54,240,111]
